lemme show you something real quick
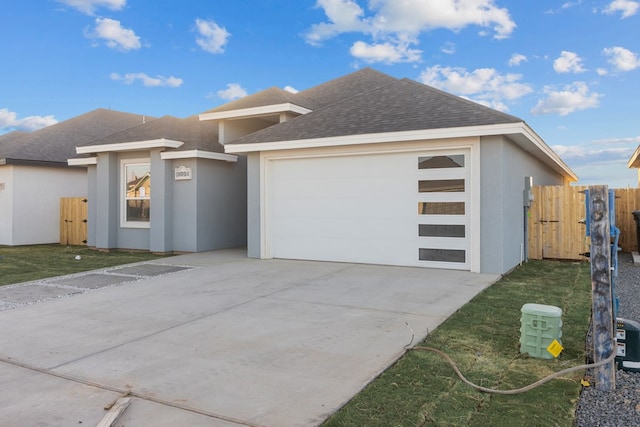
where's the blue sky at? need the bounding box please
[1,0,639,187]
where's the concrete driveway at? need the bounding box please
[0,249,499,426]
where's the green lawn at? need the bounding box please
[323,260,592,427]
[0,244,170,286]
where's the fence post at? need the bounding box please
[588,185,616,391]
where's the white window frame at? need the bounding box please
[121,158,151,229]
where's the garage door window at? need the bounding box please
[417,151,469,268]
[419,179,465,192]
[418,155,464,169]
[419,224,465,238]
[418,202,465,215]
[419,248,466,263]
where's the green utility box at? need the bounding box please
[520,303,563,359]
[616,318,640,373]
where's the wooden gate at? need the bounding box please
[60,197,87,246]
[528,186,640,260]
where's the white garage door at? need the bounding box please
[267,149,471,269]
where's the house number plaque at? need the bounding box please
[175,166,192,180]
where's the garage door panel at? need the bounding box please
[273,198,415,220]
[273,235,417,266]
[273,217,415,240]
[273,176,415,200]
[273,153,416,179]
[267,149,471,270]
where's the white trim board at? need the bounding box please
[77,139,184,154]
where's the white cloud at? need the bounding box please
[441,42,456,55]
[305,0,515,63]
[508,53,527,66]
[284,86,299,93]
[350,39,421,63]
[419,65,533,111]
[217,83,247,100]
[551,136,640,187]
[86,18,141,51]
[305,0,368,45]
[195,19,230,54]
[531,82,601,116]
[56,0,125,15]
[553,51,586,73]
[603,46,640,71]
[603,0,640,18]
[110,72,183,87]
[0,108,58,132]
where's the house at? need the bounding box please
[68,114,246,253]
[0,109,150,246]
[201,68,577,274]
[627,145,640,187]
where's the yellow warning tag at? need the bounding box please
[547,339,564,358]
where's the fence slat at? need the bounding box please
[528,186,640,260]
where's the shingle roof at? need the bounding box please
[201,87,317,114]
[199,68,397,116]
[297,67,399,109]
[229,77,522,145]
[79,115,223,154]
[0,109,151,165]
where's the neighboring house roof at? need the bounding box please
[222,68,577,181]
[627,145,640,169]
[0,109,150,166]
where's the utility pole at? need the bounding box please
[588,185,616,391]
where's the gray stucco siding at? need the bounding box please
[195,157,247,251]
[86,165,97,247]
[95,152,119,249]
[479,135,565,273]
[171,158,198,252]
[246,152,262,258]
[150,148,173,253]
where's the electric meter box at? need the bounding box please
[616,318,640,373]
[520,303,563,359]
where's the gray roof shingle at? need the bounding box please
[0,109,151,165]
[201,87,317,114]
[229,77,522,145]
[79,115,223,154]
[297,67,399,109]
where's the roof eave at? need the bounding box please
[68,157,97,166]
[199,103,312,122]
[224,122,578,182]
[161,149,238,163]
[76,138,184,154]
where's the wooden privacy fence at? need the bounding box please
[60,197,88,246]
[528,186,640,260]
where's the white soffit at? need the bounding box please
[224,122,578,182]
[161,149,238,162]
[67,157,97,166]
[76,138,184,154]
[199,103,312,121]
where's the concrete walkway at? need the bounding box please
[0,249,500,426]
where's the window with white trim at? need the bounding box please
[121,159,150,228]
